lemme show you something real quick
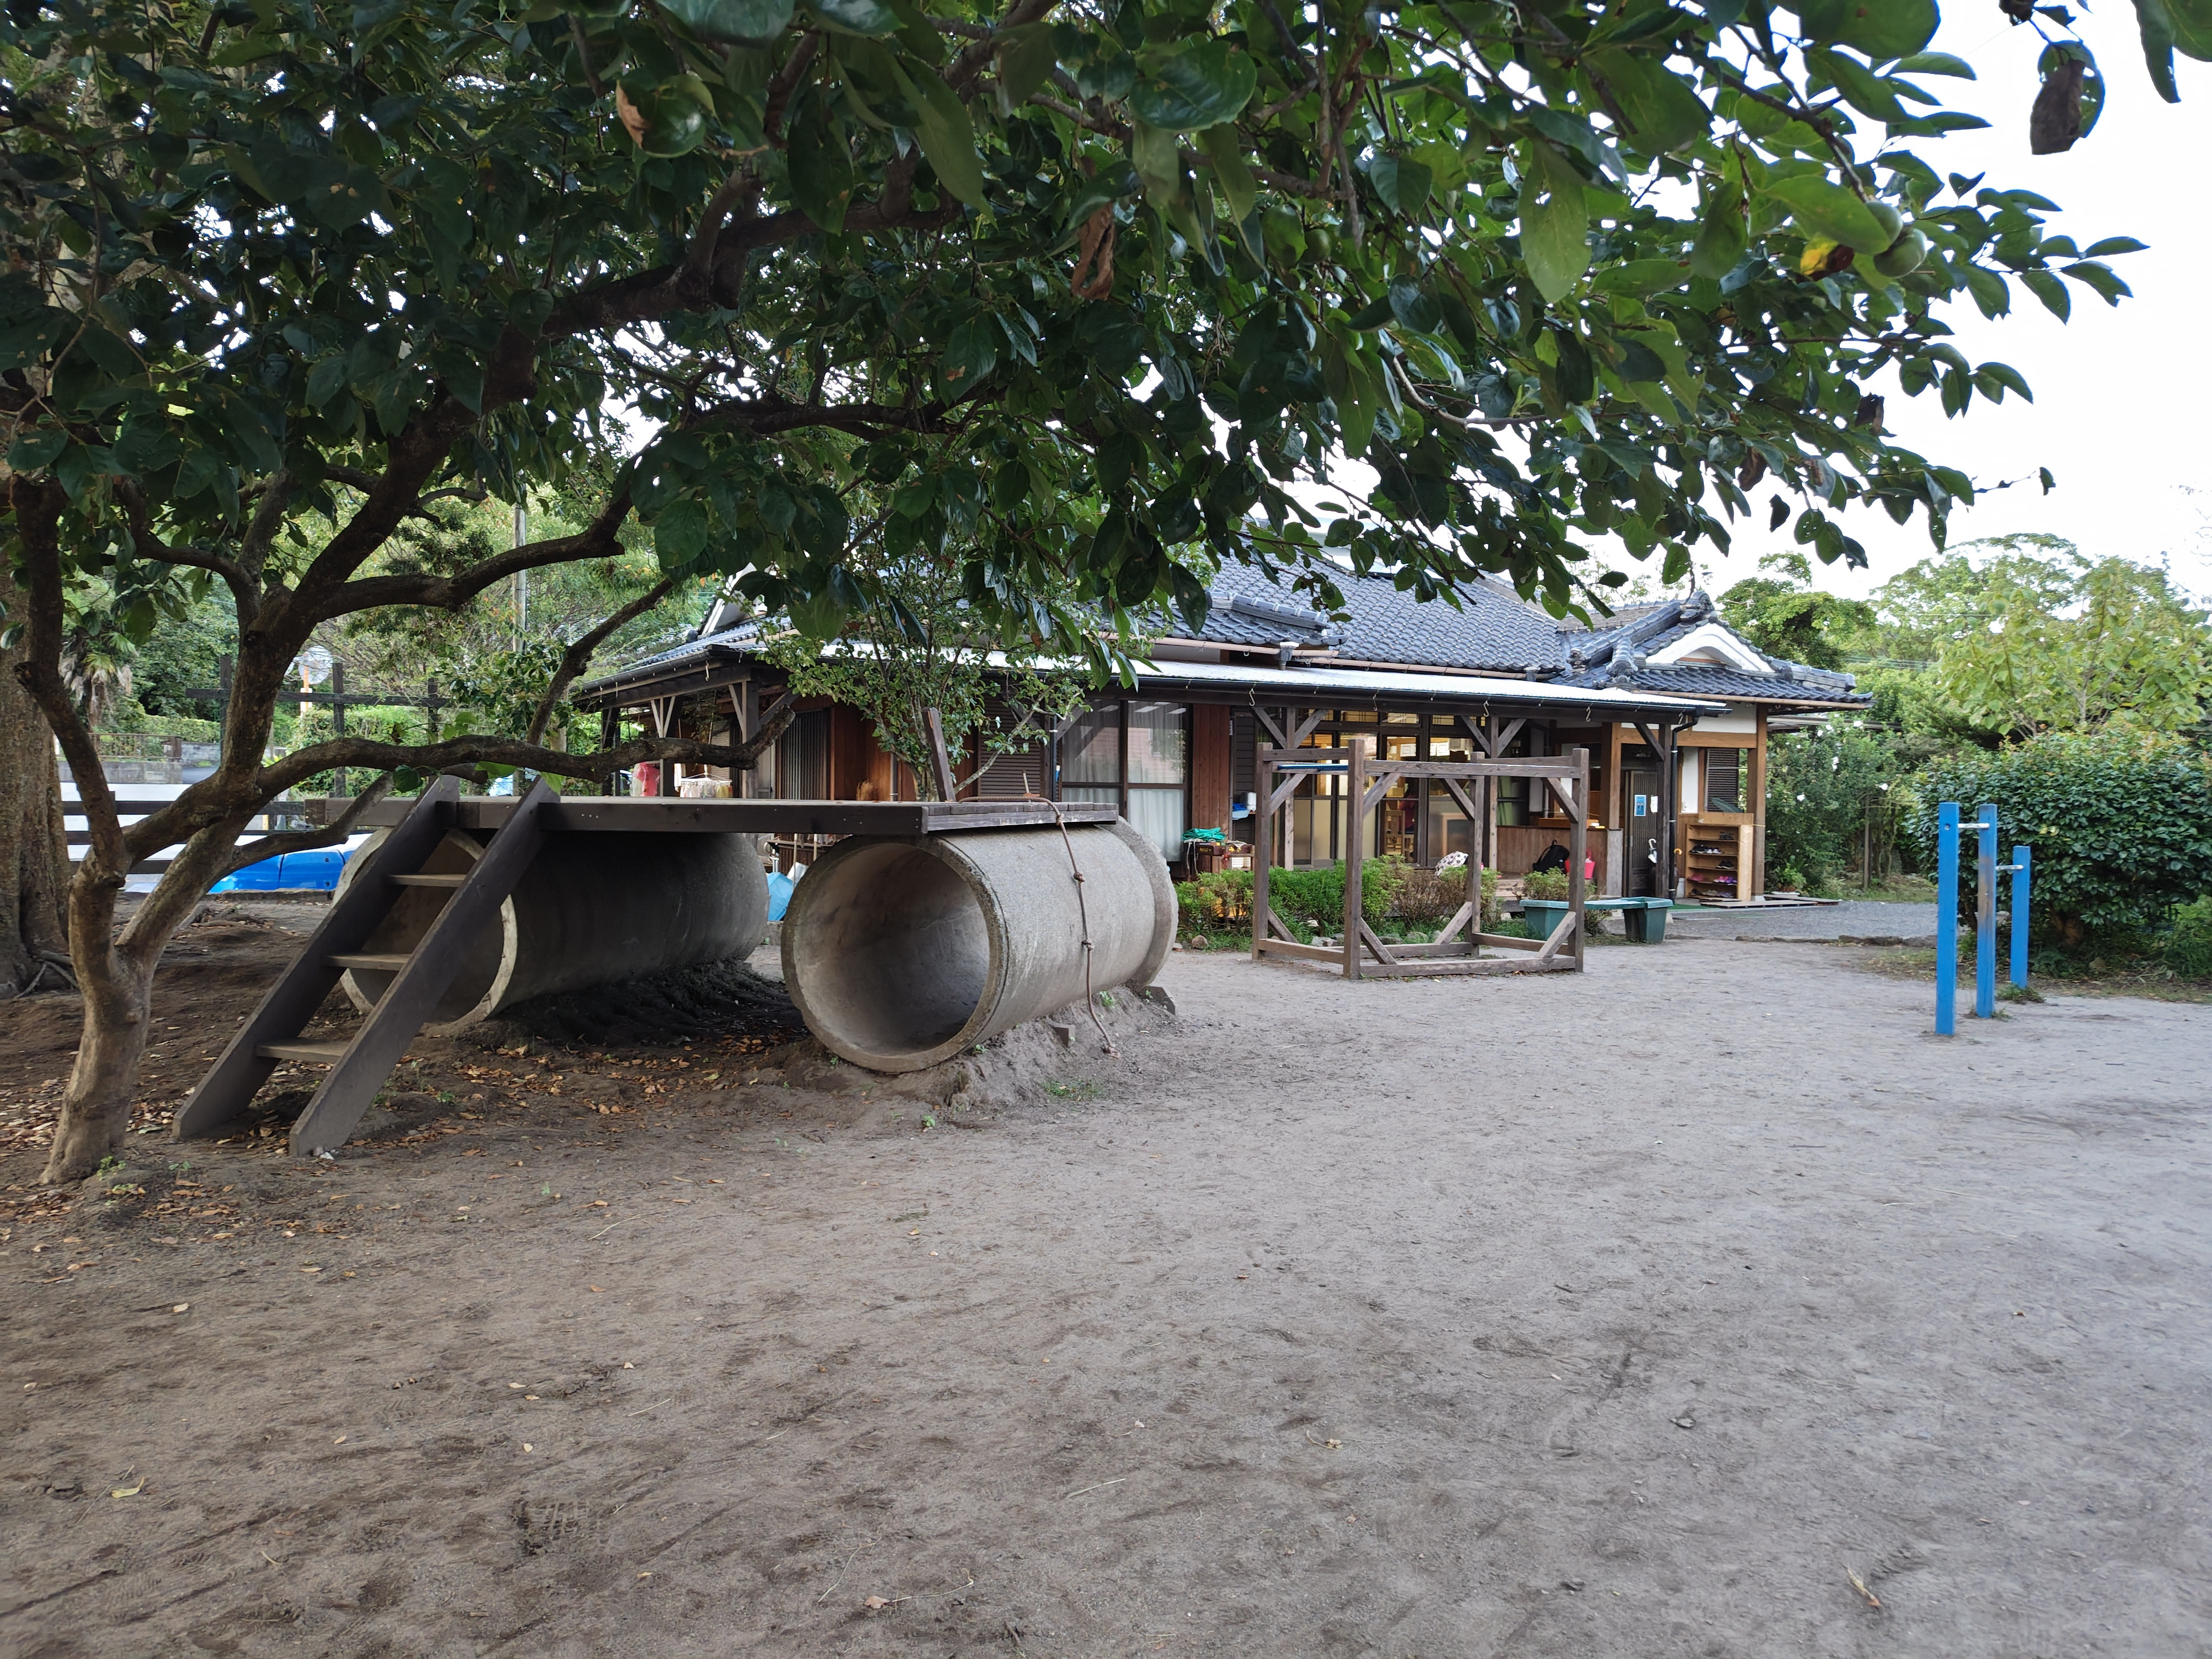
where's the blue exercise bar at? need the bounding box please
[1935,802,2032,1035]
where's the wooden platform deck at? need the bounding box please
[310,797,1120,836]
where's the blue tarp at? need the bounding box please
[210,845,352,893]
[766,869,795,921]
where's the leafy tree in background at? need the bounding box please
[1718,549,1873,671]
[0,0,2163,1177]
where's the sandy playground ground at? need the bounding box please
[1,918,2206,1658]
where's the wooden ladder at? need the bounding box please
[173,776,558,1156]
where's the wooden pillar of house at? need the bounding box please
[1750,709,1769,900]
[599,706,619,795]
[1191,704,1233,835]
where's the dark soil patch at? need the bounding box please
[485,956,804,1049]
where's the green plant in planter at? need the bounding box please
[1523,869,1571,901]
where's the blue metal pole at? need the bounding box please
[1936,802,1959,1035]
[1975,802,1998,1020]
[2011,844,2032,989]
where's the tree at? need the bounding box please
[1,556,69,993]
[0,0,2153,1178]
[1718,549,1873,671]
[763,535,1101,795]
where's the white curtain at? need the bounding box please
[1127,788,1186,862]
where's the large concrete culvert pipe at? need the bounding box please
[780,821,1175,1073]
[331,828,769,1033]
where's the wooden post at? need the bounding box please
[1251,747,1273,962]
[330,659,348,798]
[1343,741,1365,980]
[923,706,959,802]
[1567,746,1589,971]
[1750,709,1769,900]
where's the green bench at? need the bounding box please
[1519,896,1674,944]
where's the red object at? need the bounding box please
[1586,857,1596,881]
[634,761,661,798]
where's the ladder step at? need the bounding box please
[326,952,412,971]
[390,872,468,888]
[256,1040,351,1064]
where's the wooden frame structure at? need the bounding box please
[1251,745,1589,980]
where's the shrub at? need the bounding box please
[2167,897,2212,979]
[1905,730,2212,948]
[1523,868,1569,901]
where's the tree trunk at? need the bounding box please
[0,559,71,992]
[41,873,153,1183]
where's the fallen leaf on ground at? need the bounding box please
[112,1485,142,1498]
[864,1595,892,1610]
[1846,1566,1882,1609]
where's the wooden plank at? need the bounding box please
[1440,775,1482,824]
[1379,757,1583,780]
[1343,743,1365,979]
[1383,939,1478,959]
[256,1040,349,1063]
[1434,898,1478,945]
[1251,752,1273,963]
[923,707,959,803]
[1255,937,1343,962]
[1535,907,1579,965]
[172,777,461,1143]
[1474,929,1545,952]
[319,796,1117,836]
[1568,748,1589,970]
[325,953,410,970]
[1356,916,1399,967]
[389,872,467,888]
[286,779,557,1157]
[1362,955,1577,979]
[1359,772,1399,817]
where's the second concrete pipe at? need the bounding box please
[781,821,1175,1072]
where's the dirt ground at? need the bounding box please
[2,915,2208,1658]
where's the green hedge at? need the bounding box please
[1174,860,1493,943]
[1905,730,2212,946]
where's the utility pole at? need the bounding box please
[512,500,528,648]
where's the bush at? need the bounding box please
[1174,859,1491,942]
[1523,868,1569,901]
[2167,898,2212,978]
[1905,730,2212,948]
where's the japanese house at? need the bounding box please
[572,565,1870,902]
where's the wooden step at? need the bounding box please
[326,952,411,971]
[256,1040,350,1064]
[390,872,467,888]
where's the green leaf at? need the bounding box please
[2171,0,2212,58]
[885,56,986,207]
[2019,267,2071,321]
[1127,39,1259,132]
[2062,260,2132,305]
[655,498,710,569]
[1518,142,1589,304]
[2136,0,2182,102]
[1690,177,1746,280]
[787,91,855,230]
[811,0,898,36]
[1894,51,1975,79]
[993,22,1058,117]
[7,429,67,472]
[1810,47,1907,123]
[939,317,1000,389]
[1388,278,1443,335]
[2081,235,2149,257]
[665,0,795,42]
[1973,361,2032,402]
[1368,153,1433,214]
[1789,0,1937,62]
[1582,49,1710,152]
[1198,124,1256,226]
[1759,172,1891,251]
[1961,264,2011,319]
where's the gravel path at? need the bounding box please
[1665,898,1939,941]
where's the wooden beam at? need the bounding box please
[1357,916,1398,967]
[1567,746,1589,970]
[923,706,959,802]
[1534,908,1581,964]
[288,779,559,1156]
[1343,741,1365,980]
[1474,930,1545,952]
[1255,936,1345,962]
[1361,955,1577,978]
[1251,750,1274,963]
[172,778,463,1142]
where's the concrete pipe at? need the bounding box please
[333,828,769,1033]
[780,821,1175,1073]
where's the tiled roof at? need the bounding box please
[1199,562,1566,672]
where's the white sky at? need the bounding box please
[1698,8,2212,602]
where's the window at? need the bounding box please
[1057,702,1189,862]
[1704,748,1747,814]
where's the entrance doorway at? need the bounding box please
[1627,767,1662,897]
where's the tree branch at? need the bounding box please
[525,574,682,745]
[255,700,797,799]
[113,480,260,623]
[212,773,396,881]
[315,488,635,621]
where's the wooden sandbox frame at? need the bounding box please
[1251,744,1590,979]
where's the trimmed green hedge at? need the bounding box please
[1905,730,2212,946]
